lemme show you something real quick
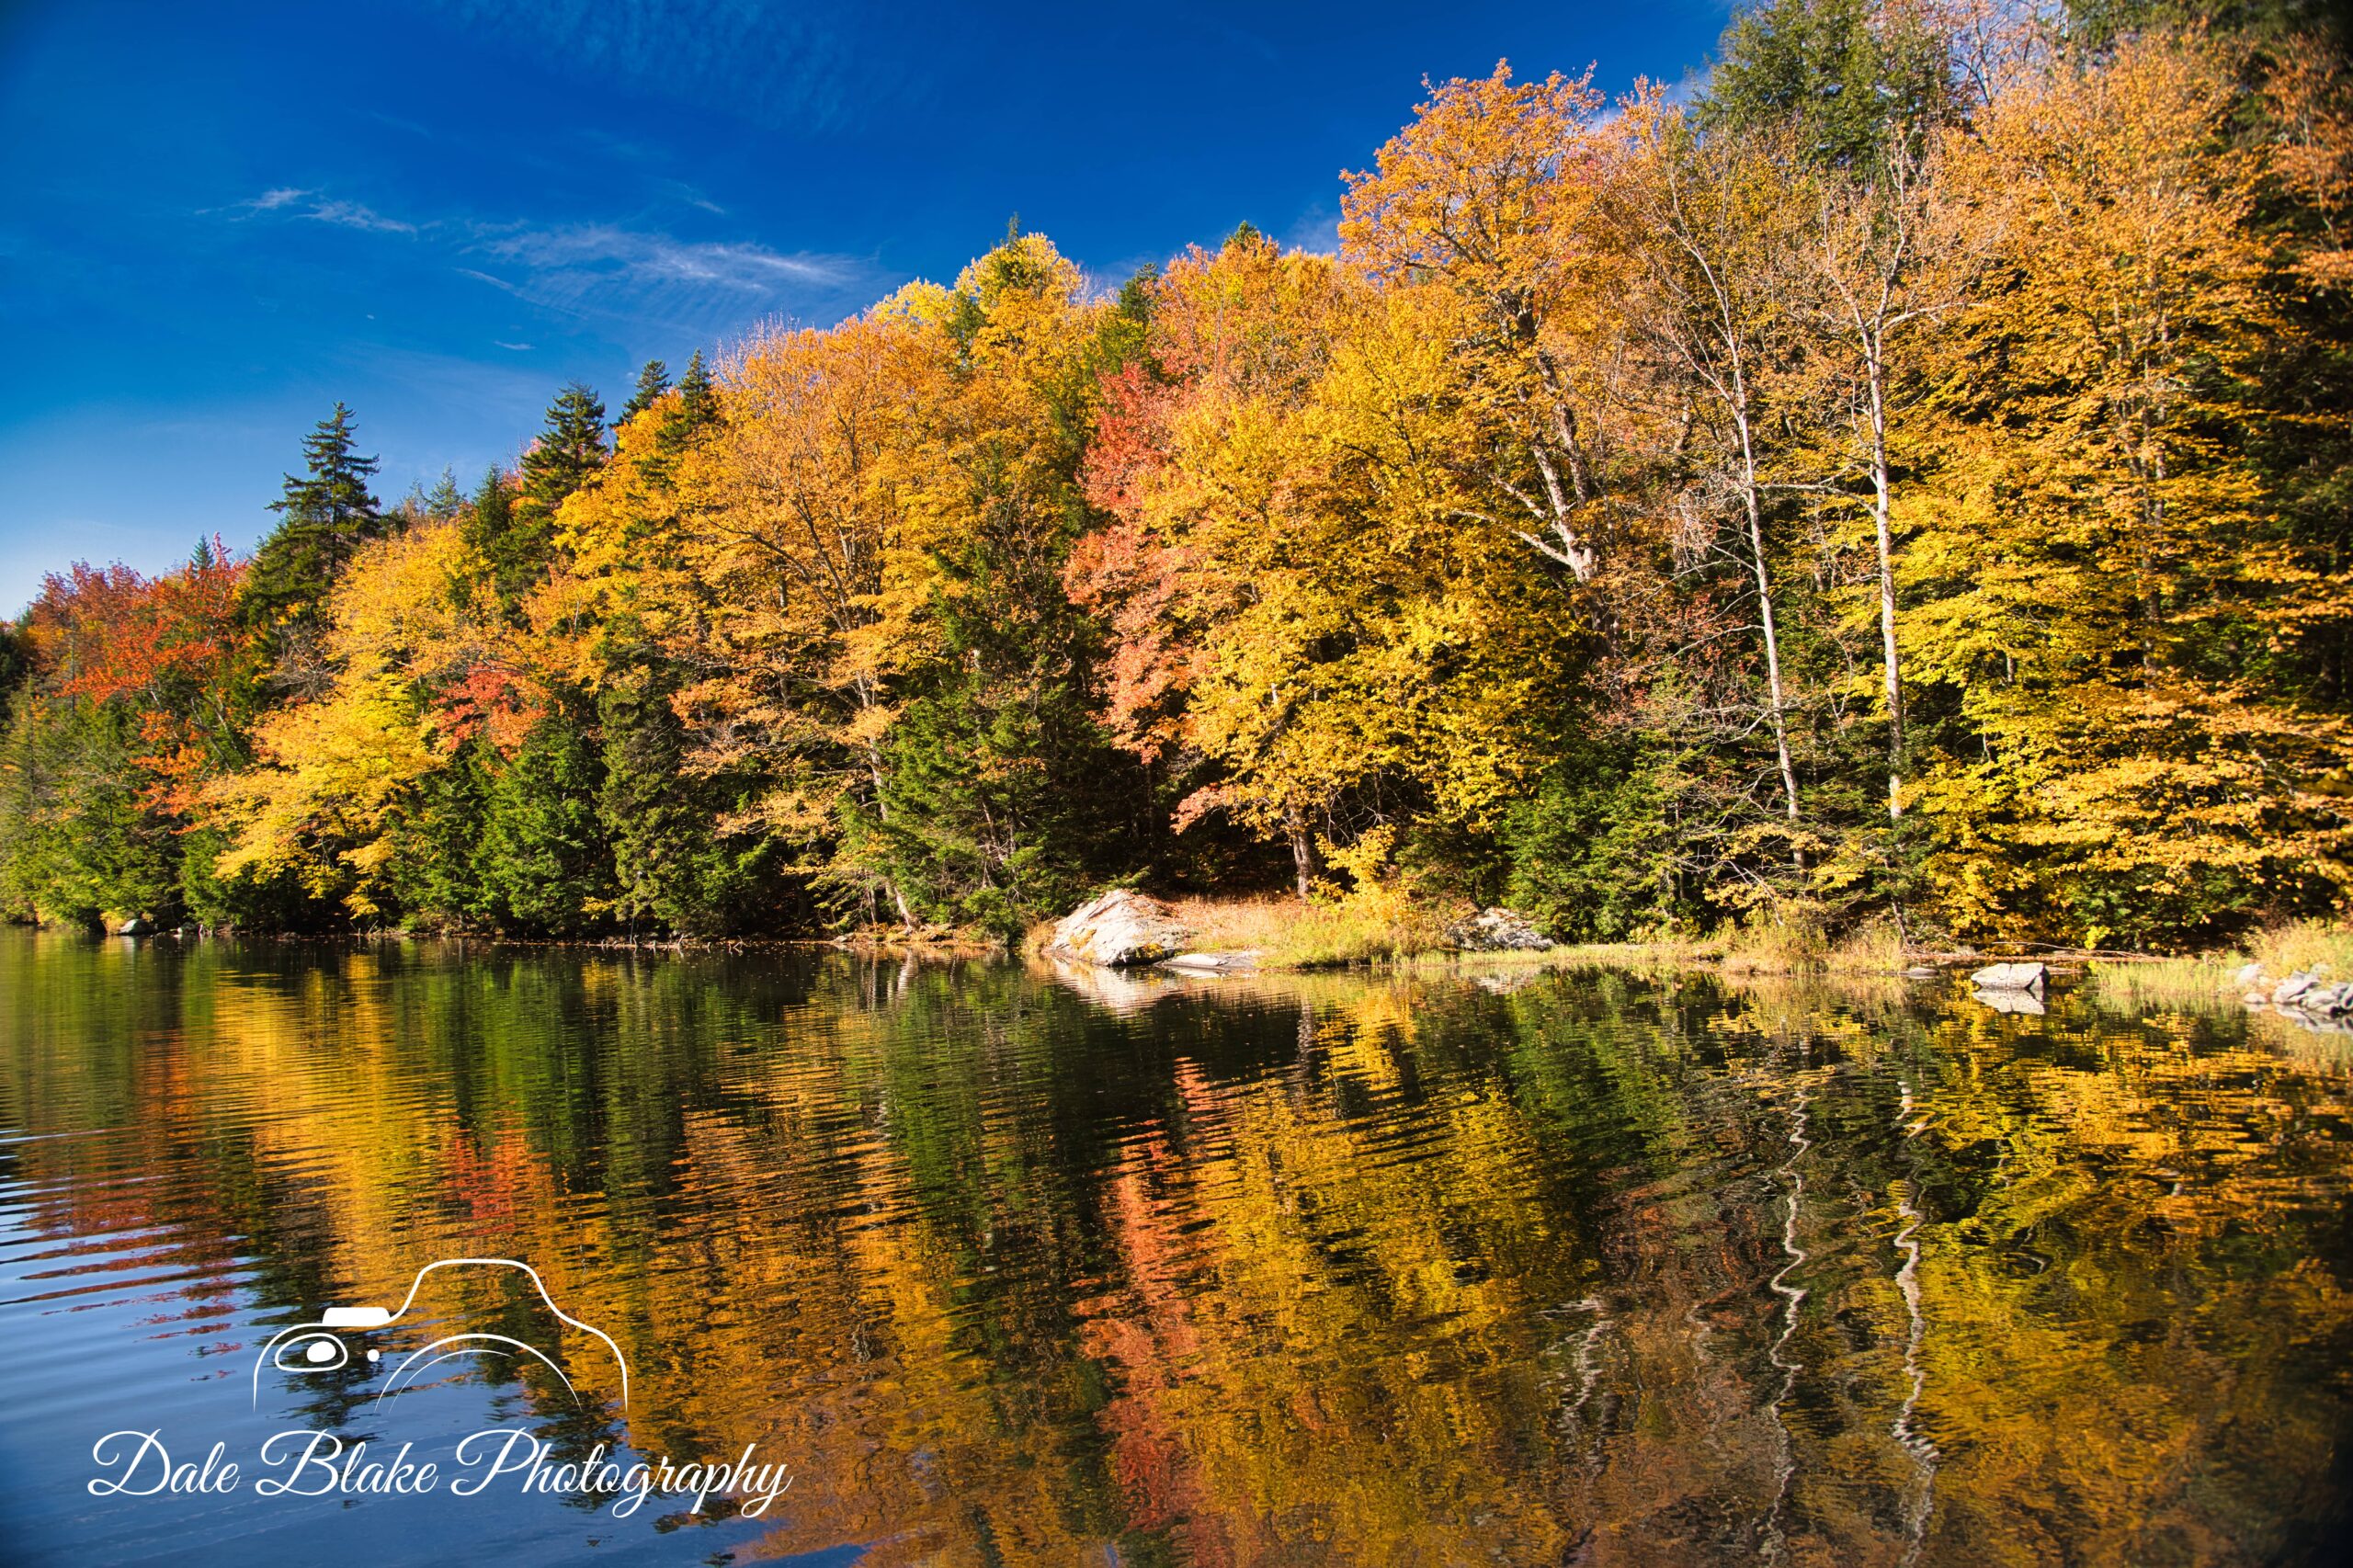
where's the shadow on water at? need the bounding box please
[0,927,2348,1565]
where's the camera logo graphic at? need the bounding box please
[250,1256,629,1414]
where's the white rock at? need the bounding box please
[2297,982,2350,1015]
[1045,889,1191,969]
[1971,961,2048,992]
[2273,971,2316,1006]
[2236,962,2267,987]
[1162,950,1260,973]
[1447,907,1553,951]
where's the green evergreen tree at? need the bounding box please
[479,716,615,936]
[385,735,497,928]
[597,674,780,935]
[1699,0,1953,166]
[467,384,608,616]
[0,697,179,926]
[522,382,609,509]
[620,359,671,425]
[424,468,464,522]
[661,350,718,449]
[0,622,27,733]
[241,403,383,631]
[460,466,516,595]
[2064,0,2347,51]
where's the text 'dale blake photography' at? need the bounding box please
[3,0,2352,1563]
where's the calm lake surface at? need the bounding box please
[3,929,2349,1566]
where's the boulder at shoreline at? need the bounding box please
[1046,890,1192,968]
[1447,907,1552,952]
[1971,960,2048,992]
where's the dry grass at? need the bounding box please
[2086,920,2353,1012]
[1720,915,1911,976]
[1540,937,1723,971]
[1165,898,1915,976]
[2253,921,2353,976]
[1006,890,1938,976]
[1170,893,1455,969]
[1166,894,1300,955]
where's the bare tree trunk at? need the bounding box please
[1733,396,1803,832]
[1865,347,1904,822]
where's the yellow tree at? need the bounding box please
[203,521,499,916]
[1797,131,1978,822]
[1071,232,1363,890]
[1909,30,2352,942]
[656,310,938,926]
[1072,229,1574,893]
[1339,62,1643,587]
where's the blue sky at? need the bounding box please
[0,0,1734,615]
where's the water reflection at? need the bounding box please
[1,930,2348,1565]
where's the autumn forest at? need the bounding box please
[3,0,2349,953]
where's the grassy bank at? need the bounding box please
[1033,892,2353,987]
[1039,895,1921,976]
[2085,922,2353,1011]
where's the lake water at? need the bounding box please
[2,929,2348,1566]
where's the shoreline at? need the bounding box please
[23,912,2332,985]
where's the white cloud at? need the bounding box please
[1282,203,1342,256]
[221,187,418,233]
[217,188,883,336]
[305,199,416,234]
[459,222,878,332]
[473,223,853,291]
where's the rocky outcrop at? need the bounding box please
[1045,890,1192,968]
[115,915,153,937]
[1446,907,1553,952]
[2241,966,2353,1032]
[1971,960,2048,992]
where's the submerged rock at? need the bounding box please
[1447,907,1553,952]
[1970,960,2048,992]
[1045,889,1192,968]
[1162,950,1261,973]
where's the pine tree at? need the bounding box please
[479,715,615,935]
[1699,0,1953,168]
[597,675,778,934]
[460,467,516,602]
[424,468,463,521]
[620,359,671,425]
[520,383,609,513]
[241,403,383,630]
[386,735,496,928]
[471,385,608,615]
[673,350,715,430]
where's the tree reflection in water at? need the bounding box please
[3,931,2348,1565]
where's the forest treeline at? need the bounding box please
[3,0,2349,950]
